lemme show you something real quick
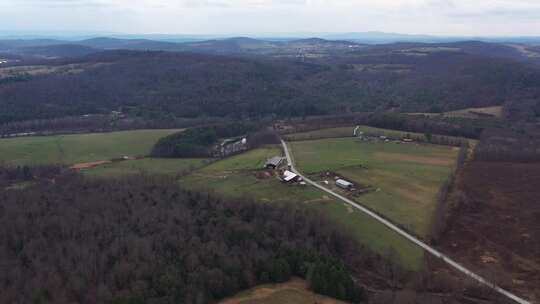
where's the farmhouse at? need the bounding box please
[265,156,284,169]
[336,179,354,190]
[281,170,299,183]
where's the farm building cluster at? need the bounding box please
[263,156,305,185]
[317,171,373,196]
[356,131,415,144]
[213,137,249,158]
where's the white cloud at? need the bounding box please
[0,0,539,35]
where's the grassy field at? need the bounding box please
[289,138,458,238]
[444,106,503,118]
[219,278,349,304]
[83,158,209,177]
[180,146,326,203]
[182,145,424,270]
[0,129,181,165]
[284,125,433,142]
[410,106,504,119]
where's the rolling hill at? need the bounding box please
[1,47,539,124]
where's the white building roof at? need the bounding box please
[336,179,353,187]
[283,170,298,182]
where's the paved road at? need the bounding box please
[281,139,530,304]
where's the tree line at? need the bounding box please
[474,127,540,162]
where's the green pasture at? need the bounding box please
[0,129,181,165]
[289,138,458,237]
[83,158,209,177]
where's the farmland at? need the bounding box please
[181,146,331,203]
[182,145,424,270]
[83,158,209,177]
[0,128,426,269]
[289,137,459,238]
[410,106,504,119]
[285,125,437,142]
[443,106,503,118]
[0,129,181,165]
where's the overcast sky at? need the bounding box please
[1,0,540,36]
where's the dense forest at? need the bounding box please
[1,48,540,125]
[0,173,374,303]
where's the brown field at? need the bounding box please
[219,278,349,304]
[70,160,111,170]
[440,161,540,301]
[444,106,503,118]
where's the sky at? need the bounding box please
[1,0,540,36]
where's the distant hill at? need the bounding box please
[0,39,68,51]
[356,40,540,65]
[77,37,180,51]
[2,48,539,124]
[321,32,540,44]
[180,37,279,54]
[0,36,538,64]
[322,31,447,44]
[15,44,98,58]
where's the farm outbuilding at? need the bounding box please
[265,156,284,169]
[336,179,354,190]
[281,170,299,183]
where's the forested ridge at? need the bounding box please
[1,48,540,125]
[0,173,374,303]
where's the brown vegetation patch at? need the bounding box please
[440,161,540,300]
[255,170,274,179]
[70,160,111,170]
[375,152,453,166]
[219,278,349,304]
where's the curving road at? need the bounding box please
[280,139,531,304]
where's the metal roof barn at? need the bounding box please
[336,179,354,189]
[282,170,299,182]
[265,156,284,169]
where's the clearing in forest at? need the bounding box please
[219,278,349,304]
[183,145,424,270]
[289,137,459,238]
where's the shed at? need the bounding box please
[265,156,284,169]
[336,179,354,190]
[282,170,299,183]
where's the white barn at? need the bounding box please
[336,179,354,190]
